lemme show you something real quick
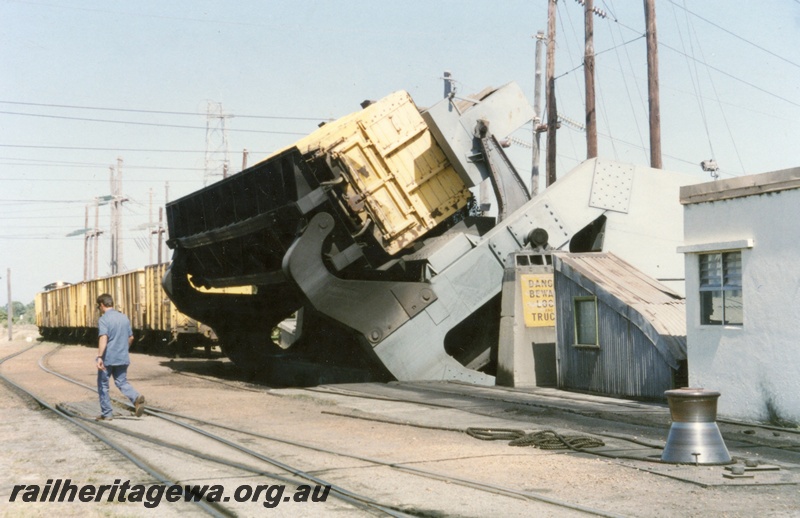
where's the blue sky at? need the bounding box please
[2,0,799,303]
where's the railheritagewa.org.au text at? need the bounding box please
[9,479,331,509]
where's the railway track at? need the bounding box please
[303,380,800,456]
[1,342,626,517]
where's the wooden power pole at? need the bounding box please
[545,0,558,186]
[584,0,597,158]
[531,31,545,197]
[644,0,662,169]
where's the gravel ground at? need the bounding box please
[1,330,799,517]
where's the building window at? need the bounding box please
[699,252,743,326]
[574,296,598,346]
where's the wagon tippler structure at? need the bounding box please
[163,83,700,386]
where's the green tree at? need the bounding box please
[1,301,35,325]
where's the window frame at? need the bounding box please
[698,251,743,327]
[573,296,599,348]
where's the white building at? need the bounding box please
[678,167,800,425]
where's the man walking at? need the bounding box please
[95,293,145,420]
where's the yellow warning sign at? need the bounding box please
[520,273,556,327]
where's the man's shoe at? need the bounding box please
[134,395,145,417]
[95,415,113,421]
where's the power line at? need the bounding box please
[665,0,800,70]
[0,213,94,219]
[605,0,647,163]
[0,110,309,135]
[0,177,199,183]
[553,35,645,81]
[560,123,709,169]
[0,161,205,171]
[680,1,746,175]
[659,42,800,109]
[0,100,333,121]
[671,2,715,160]
[0,143,275,156]
[10,0,276,29]
[0,199,96,204]
[0,144,209,153]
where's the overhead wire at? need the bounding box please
[557,0,587,100]
[683,1,746,174]
[606,0,648,163]
[0,198,91,204]
[552,34,644,81]
[0,100,333,122]
[671,1,716,162]
[659,42,800,109]
[577,0,620,160]
[560,122,737,174]
[0,177,199,184]
[557,0,650,163]
[665,0,800,71]
[593,1,797,174]
[555,0,584,162]
[0,161,205,172]
[604,4,800,111]
[0,144,270,154]
[593,63,619,160]
[0,110,309,135]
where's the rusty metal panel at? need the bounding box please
[289,90,471,255]
[145,264,169,332]
[117,270,145,330]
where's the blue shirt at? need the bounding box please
[98,308,133,366]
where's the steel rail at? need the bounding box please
[35,345,411,517]
[38,344,622,517]
[0,343,233,518]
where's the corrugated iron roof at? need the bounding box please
[554,252,686,365]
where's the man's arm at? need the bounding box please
[97,335,108,370]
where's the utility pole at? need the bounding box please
[109,165,117,274]
[531,31,545,197]
[6,269,11,341]
[152,208,165,264]
[87,214,94,281]
[157,208,165,264]
[545,0,558,187]
[93,199,101,279]
[83,205,89,281]
[116,157,124,272]
[242,148,249,171]
[644,0,662,169]
[584,0,598,158]
[164,182,170,262]
[148,189,154,265]
[109,158,127,274]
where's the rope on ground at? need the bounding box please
[466,427,605,450]
[466,427,526,441]
[509,430,605,450]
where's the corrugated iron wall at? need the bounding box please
[555,274,675,400]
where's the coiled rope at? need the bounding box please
[466,427,605,450]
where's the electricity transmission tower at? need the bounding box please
[204,101,231,186]
[109,157,127,274]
